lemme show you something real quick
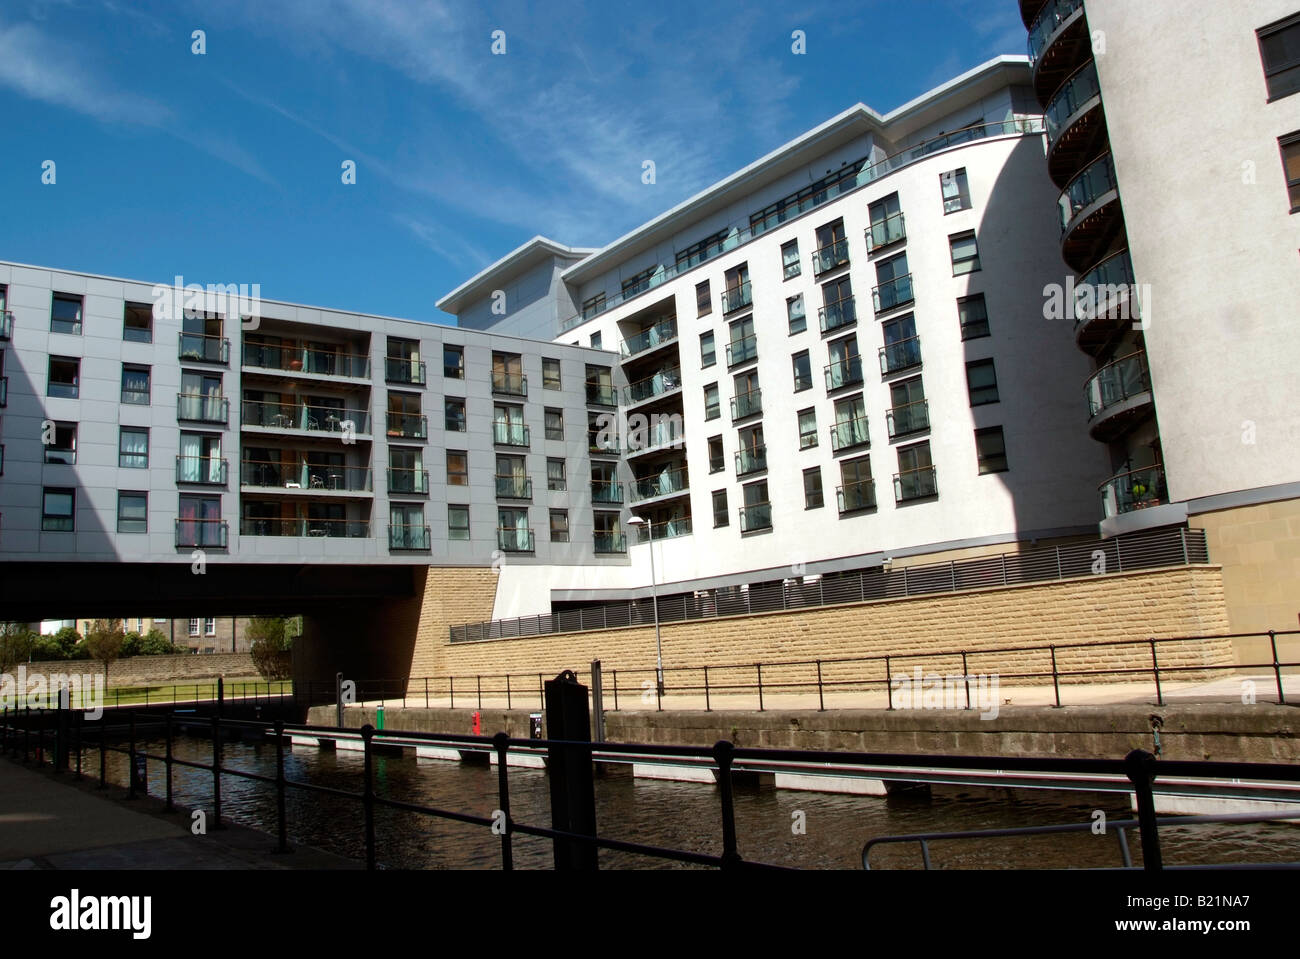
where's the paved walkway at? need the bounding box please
[0,759,357,870]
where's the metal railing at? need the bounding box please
[633,516,693,543]
[178,332,230,364]
[630,467,688,502]
[494,474,533,499]
[242,399,370,434]
[1045,59,1101,145]
[837,479,877,513]
[1086,350,1150,417]
[894,465,938,502]
[176,393,230,424]
[625,367,681,404]
[1100,464,1168,518]
[879,336,922,376]
[824,355,864,390]
[498,527,535,552]
[730,388,762,420]
[594,532,627,553]
[386,412,428,439]
[811,238,850,275]
[244,518,370,538]
[830,417,870,453]
[739,502,772,533]
[175,456,229,485]
[388,524,430,549]
[0,310,11,340]
[240,459,372,492]
[174,518,228,548]
[387,468,430,495]
[721,281,752,314]
[866,212,906,252]
[1027,0,1084,65]
[872,274,914,313]
[1075,248,1137,325]
[735,445,767,476]
[385,357,427,385]
[491,371,528,397]
[449,527,1212,643]
[726,335,758,367]
[591,480,624,504]
[621,319,677,358]
[1060,152,1117,232]
[886,399,929,437]
[585,382,619,407]
[492,422,531,447]
[818,296,857,334]
[242,343,371,378]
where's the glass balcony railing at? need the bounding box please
[812,238,850,276]
[586,382,619,407]
[242,344,370,378]
[829,417,870,453]
[385,357,427,385]
[1086,351,1150,417]
[491,371,528,397]
[175,456,228,485]
[389,524,431,549]
[242,400,370,434]
[240,461,372,492]
[1027,0,1085,65]
[872,275,914,313]
[866,212,906,252]
[894,466,938,502]
[628,417,684,454]
[492,422,531,447]
[495,474,533,499]
[824,355,864,391]
[589,435,622,456]
[1045,60,1101,145]
[387,468,429,495]
[592,480,624,504]
[634,516,693,543]
[386,413,428,439]
[1074,249,1136,324]
[879,336,922,376]
[1059,153,1117,232]
[176,393,230,424]
[625,367,682,404]
[837,479,877,513]
[498,527,535,552]
[818,296,857,334]
[731,389,763,420]
[175,518,228,548]
[886,400,929,438]
[0,310,12,340]
[739,502,772,532]
[621,319,677,358]
[722,281,752,314]
[1100,464,1168,518]
[178,332,230,364]
[594,532,627,553]
[726,335,758,367]
[0,375,7,407]
[631,467,688,502]
[735,445,767,476]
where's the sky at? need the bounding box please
[0,0,1030,325]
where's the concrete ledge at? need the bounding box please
[774,773,887,795]
[632,762,716,783]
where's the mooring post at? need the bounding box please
[590,660,605,744]
[1125,748,1163,872]
[544,670,598,870]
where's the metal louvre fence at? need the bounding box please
[451,527,1208,643]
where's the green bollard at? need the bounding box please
[376,704,385,731]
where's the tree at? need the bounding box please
[53,626,83,659]
[120,631,143,658]
[0,623,35,674]
[81,619,125,681]
[140,628,181,656]
[248,616,294,682]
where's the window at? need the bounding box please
[42,487,74,532]
[833,394,871,450]
[549,509,569,542]
[728,314,756,364]
[386,337,424,384]
[448,505,470,541]
[867,193,903,251]
[723,263,750,313]
[787,294,806,334]
[814,218,848,274]
[39,421,76,465]
[119,427,149,468]
[839,456,875,512]
[547,458,566,491]
[704,383,720,420]
[742,480,771,531]
[700,331,716,368]
[781,239,801,279]
[48,356,79,398]
[803,467,824,510]
[821,275,854,332]
[941,168,971,213]
[733,368,760,419]
[124,302,153,343]
[696,280,711,317]
[798,408,818,449]
[958,294,990,340]
[443,345,464,379]
[1259,14,1300,100]
[205,618,216,636]
[966,359,999,406]
[976,427,1008,474]
[678,230,729,270]
[51,293,83,335]
[791,350,813,392]
[545,407,564,440]
[708,435,724,473]
[445,398,466,431]
[590,331,603,350]
[712,489,729,528]
[950,231,981,275]
[543,357,562,389]
[446,450,468,486]
[897,442,936,500]
[121,364,150,404]
[1280,133,1300,211]
[581,292,606,320]
[189,619,201,637]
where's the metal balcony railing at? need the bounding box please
[866,212,906,252]
[1045,59,1101,145]
[491,372,528,397]
[0,310,12,340]
[497,527,535,552]
[829,417,870,453]
[721,281,752,314]
[872,274,914,313]
[594,532,628,553]
[1027,0,1084,65]
[1074,249,1136,324]
[824,355,864,391]
[387,468,430,495]
[585,382,619,407]
[726,335,758,367]
[492,422,530,447]
[621,319,677,358]
[0,376,7,408]
[630,467,688,502]
[886,400,929,438]
[1059,152,1117,232]
[241,517,370,538]
[818,296,857,334]
[878,336,922,376]
[592,480,624,504]
[735,445,767,476]
[633,516,693,542]
[242,399,369,434]
[175,456,229,485]
[242,343,370,378]
[178,332,230,364]
[811,238,850,276]
[174,518,228,548]
[731,389,762,420]
[385,357,427,385]
[386,412,428,439]
[495,475,533,499]
[176,393,229,424]
[1100,464,1168,518]
[241,460,373,491]
[388,524,431,549]
[625,367,682,404]
[739,502,773,532]
[1086,351,1150,417]
[837,479,877,513]
[894,465,938,502]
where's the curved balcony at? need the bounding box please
[630,466,689,504]
[1099,464,1168,519]
[1084,351,1154,441]
[1029,0,1089,103]
[1074,249,1139,355]
[1020,0,1049,29]
[1044,60,1100,148]
[1060,153,1122,271]
[1045,73,1107,187]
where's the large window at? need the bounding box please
[958,294,990,340]
[798,408,818,450]
[445,398,466,432]
[547,457,566,491]
[712,489,729,528]
[966,358,999,406]
[48,356,79,398]
[51,293,83,335]
[700,331,716,368]
[549,509,569,543]
[787,294,806,335]
[1281,132,1300,211]
[446,450,469,486]
[119,427,149,468]
[42,487,75,531]
[448,505,470,541]
[976,426,1008,474]
[949,231,981,275]
[444,345,464,379]
[1259,14,1300,100]
[803,467,824,510]
[118,492,148,533]
[545,407,564,440]
[792,350,812,392]
[542,357,562,389]
[940,168,971,213]
[122,364,151,405]
[44,422,76,465]
[781,239,801,279]
[123,302,153,343]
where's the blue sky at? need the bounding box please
[0,0,1028,325]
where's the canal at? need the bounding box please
[81,733,1300,870]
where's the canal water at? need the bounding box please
[82,734,1300,870]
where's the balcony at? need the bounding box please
[243,343,370,378]
[739,502,772,533]
[387,468,430,495]
[621,318,677,359]
[878,337,922,377]
[735,445,767,476]
[586,382,619,407]
[592,480,624,504]
[1060,154,1120,270]
[730,388,763,421]
[175,456,229,485]
[241,460,373,492]
[176,393,230,425]
[492,422,531,447]
[0,376,6,407]
[818,296,857,335]
[594,532,627,554]
[625,367,682,405]
[175,518,228,549]
[830,417,870,454]
[1074,249,1138,354]
[242,400,371,435]
[634,516,693,542]
[837,479,877,514]
[0,310,12,340]
[872,275,914,314]
[386,412,428,440]
[498,528,535,552]
[630,467,688,503]
[178,332,230,364]
[866,212,906,253]
[886,400,929,438]
[824,355,864,392]
[1100,465,1169,519]
[1045,60,1101,149]
[1027,0,1085,69]
[894,466,938,502]
[240,518,369,538]
[721,281,752,314]
[495,474,533,500]
[1085,351,1153,441]
[811,238,850,276]
[389,524,431,549]
[627,417,684,456]
[385,357,427,385]
[491,371,528,397]
[589,436,623,457]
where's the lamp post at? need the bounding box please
[627,517,664,696]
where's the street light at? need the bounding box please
[626,516,664,697]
